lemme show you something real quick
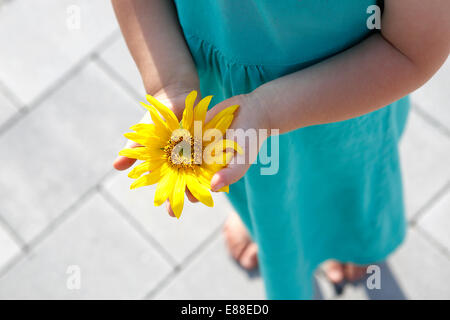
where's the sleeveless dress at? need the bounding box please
[173,0,410,299]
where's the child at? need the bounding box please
[112,0,450,299]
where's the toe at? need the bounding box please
[239,242,258,270]
[344,264,367,282]
[324,260,345,284]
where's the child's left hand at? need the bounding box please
[193,92,271,197]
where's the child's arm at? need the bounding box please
[210,0,450,191]
[112,0,199,171]
[111,0,199,110]
[254,0,450,133]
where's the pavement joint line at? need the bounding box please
[0,249,24,281]
[93,53,144,104]
[0,211,27,251]
[0,29,121,137]
[409,180,450,225]
[412,103,450,139]
[0,169,116,280]
[0,79,23,110]
[413,224,450,261]
[98,186,179,269]
[143,221,224,299]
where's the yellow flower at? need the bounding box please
[119,90,243,218]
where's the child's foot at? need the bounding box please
[324,260,368,283]
[223,212,258,270]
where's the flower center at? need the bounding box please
[163,129,202,169]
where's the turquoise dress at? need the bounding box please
[174,0,410,299]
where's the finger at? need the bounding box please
[165,200,176,218]
[210,161,250,192]
[113,140,141,171]
[186,189,199,203]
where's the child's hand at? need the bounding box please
[206,92,271,192]
[113,88,201,217]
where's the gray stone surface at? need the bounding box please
[399,111,450,219]
[418,189,450,253]
[0,0,118,104]
[99,36,146,97]
[0,2,448,299]
[0,222,21,271]
[0,90,17,126]
[0,62,141,242]
[103,172,230,263]
[0,194,172,299]
[411,59,450,131]
[154,235,265,300]
[388,228,450,299]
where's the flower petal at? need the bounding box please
[128,158,165,179]
[154,167,177,206]
[217,185,229,193]
[181,90,197,130]
[204,104,239,131]
[145,95,179,130]
[119,147,151,160]
[169,171,186,218]
[203,114,233,141]
[140,102,171,137]
[194,95,213,124]
[186,174,214,207]
[195,166,214,188]
[130,169,162,189]
[124,132,164,148]
[130,123,157,134]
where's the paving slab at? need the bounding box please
[0,90,17,126]
[411,58,450,131]
[0,0,117,104]
[0,222,21,272]
[99,36,146,97]
[0,61,142,242]
[0,193,172,299]
[388,228,450,299]
[154,235,265,300]
[103,172,231,263]
[418,188,450,253]
[399,111,450,219]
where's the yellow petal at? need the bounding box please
[124,132,164,148]
[169,171,186,218]
[130,123,157,134]
[119,147,151,160]
[154,167,177,206]
[205,150,234,169]
[130,169,161,189]
[217,185,229,193]
[222,139,244,154]
[203,114,233,141]
[195,166,214,188]
[128,158,165,179]
[186,174,214,207]
[204,105,239,131]
[203,139,243,165]
[145,95,179,130]
[140,102,171,137]
[194,95,213,124]
[181,90,197,130]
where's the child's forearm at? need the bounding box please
[112,0,199,99]
[252,0,450,134]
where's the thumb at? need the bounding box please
[113,140,140,171]
[210,161,250,192]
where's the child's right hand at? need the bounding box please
[113,88,201,217]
